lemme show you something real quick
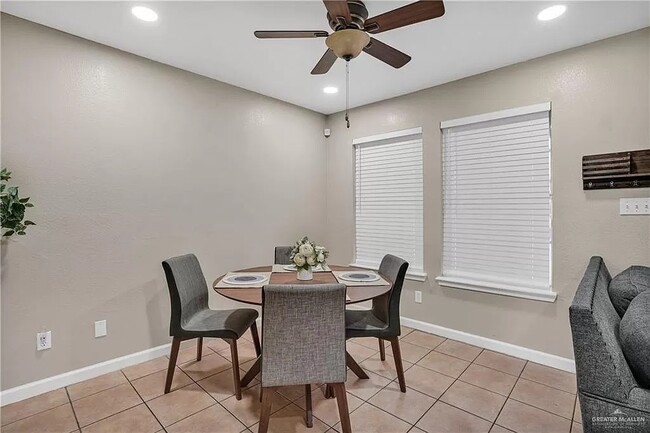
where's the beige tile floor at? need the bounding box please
[0,327,582,433]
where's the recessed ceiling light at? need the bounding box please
[537,5,566,21]
[132,6,158,22]
[323,86,339,94]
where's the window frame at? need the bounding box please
[351,127,427,282]
[436,103,556,302]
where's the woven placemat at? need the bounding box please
[215,272,271,288]
[332,271,389,287]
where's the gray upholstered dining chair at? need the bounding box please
[345,254,409,392]
[259,284,352,433]
[274,246,293,265]
[162,254,261,399]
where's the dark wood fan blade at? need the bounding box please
[364,1,445,34]
[254,30,329,39]
[323,0,351,24]
[363,38,411,68]
[311,49,338,75]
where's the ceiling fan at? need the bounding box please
[254,0,445,75]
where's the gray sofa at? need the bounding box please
[570,256,650,432]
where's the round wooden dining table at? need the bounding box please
[212,264,392,390]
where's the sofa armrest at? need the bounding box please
[570,257,640,403]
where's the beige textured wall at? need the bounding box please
[324,28,650,359]
[0,15,326,390]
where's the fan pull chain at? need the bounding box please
[345,60,350,129]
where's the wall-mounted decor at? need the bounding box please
[582,149,650,190]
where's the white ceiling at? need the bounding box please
[2,1,648,114]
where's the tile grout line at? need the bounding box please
[66,370,132,408]
[146,387,218,430]
[352,340,524,430]
[179,339,291,430]
[362,391,432,428]
[0,400,71,429]
[330,387,385,432]
[288,401,332,429]
[125,372,168,431]
[74,380,144,430]
[163,402,225,431]
[415,353,520,385]
[506,381,577,421]
[64,386,81,432]
[410,348,484,431]
[489,359,528,432]
[165,354,267,432]
[151,349,233,430]
[571,393,579,426]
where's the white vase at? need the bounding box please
[297,267,313,281]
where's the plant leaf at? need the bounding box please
[3,230,14,236]
[24,220,35,226]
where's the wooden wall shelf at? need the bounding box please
[583,149,650,190]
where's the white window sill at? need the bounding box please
[349,263,427,282]
[435,276,557,303]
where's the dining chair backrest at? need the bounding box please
[162,253,209,336]
[373,254,409,335]
[274,246,293,265]
[261,284,347,387]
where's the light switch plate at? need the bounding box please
[415,291,422,303]
[620,198,650,215]
[95,320,107,338]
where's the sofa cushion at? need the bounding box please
[608,265,650,317]
[619,290,650,388]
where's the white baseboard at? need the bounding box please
[0,343,171,407]
[400,317,576,373]
[0,315,575,407]
[347,304,575,373]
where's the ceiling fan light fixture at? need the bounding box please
[326,29,370,60]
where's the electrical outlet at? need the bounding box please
[37,331,52,351]
[620,198,650,215]
[415,291,422,303]
[95,320,107,338]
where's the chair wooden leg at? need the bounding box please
[251,321,262,357]
[196,337,203,361]
[379,338,386,361]
[346,351,369,379]
[305,384,313,428]
[242,357,261,387]
[389,337,406,392]
[229,340,242,400]
[258,386,275,433]
[165,337,181,394]
[331,383,351,433]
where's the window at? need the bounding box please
[437,103,555,302]
[353,127,425,280]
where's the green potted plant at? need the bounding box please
[1,168,35,236]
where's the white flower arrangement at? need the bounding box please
[290,236,329,271]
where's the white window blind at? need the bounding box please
[437,103,555,302]
[353,128,424,278]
